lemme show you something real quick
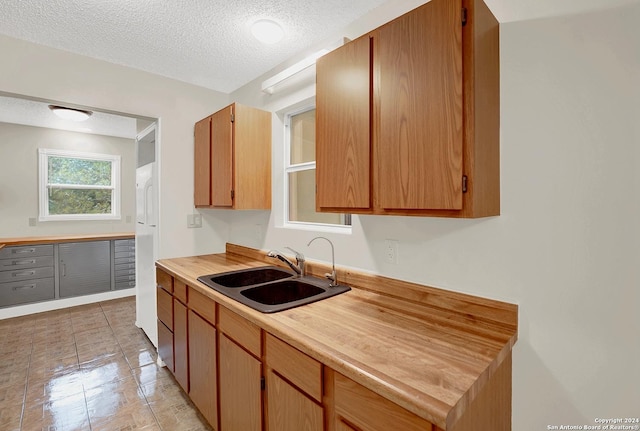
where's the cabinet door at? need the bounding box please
[194,116,212,207]
[157,320,174,371]
[376,0,463,211]
[188,310,218,428]
[219,333,261,431]
[266,369,323,431]
[173,299,189,392]
[316,34,371,210]
[333,372,434,431]
[211,105,234,207]
[59,241,111,297]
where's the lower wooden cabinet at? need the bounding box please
[265,333,324,431]
[188,310,218,427]
[332,371,435,431]
[219,333,262,431]
[266,369,323,431]
[156,318,173,372]
[173,299,189,392]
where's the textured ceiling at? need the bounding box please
[0,0,636,94]
[0,0,389,94]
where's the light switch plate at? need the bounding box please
[187,214,202,228]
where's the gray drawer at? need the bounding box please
[115,280,136,290]
[114,239,134,247]
[115,244,135,253]
[0,266,54,283]
[115,273,136,283]
[115,262,136,272]
[115,268,135,277]
[0,277,55,308]
[0,255,54,271]
[115,250,135,259]
[0,244,53,259]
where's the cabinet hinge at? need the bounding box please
[260,376,265,391]
[462,8,468,26]
[462,175,468,193]
[230,113,235,123]
[230,190,235,200]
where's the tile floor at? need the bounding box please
[0,296,213,431]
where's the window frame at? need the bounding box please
[283,105,351,232]
[38,148,121,221]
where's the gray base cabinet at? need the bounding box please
[0,244,55,307]
[0,238,135,308]
[59,241,111,298]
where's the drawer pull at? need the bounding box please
[13,284,36,291]
[13,259,36,265]
[13,270,36,277]
[13,248,36,254]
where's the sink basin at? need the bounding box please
[197,266,350,313]
[242,280,324,305]
[204,266,293,288]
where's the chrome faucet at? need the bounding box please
[307,236,338,287]
[266,247,305,276]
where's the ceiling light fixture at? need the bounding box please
[48,105,93,122]
[251,19,284,44]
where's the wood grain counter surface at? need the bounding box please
[0,233,135,249]
[157,243,518,430]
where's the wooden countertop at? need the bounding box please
[157,243,518,430]
[0,233,135,249]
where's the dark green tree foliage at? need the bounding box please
[48,157,111,185]
[48,157,113,215]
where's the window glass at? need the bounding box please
[289,109,315,165]
[39,149,120,221]
[285,107,350,228]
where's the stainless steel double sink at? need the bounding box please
[197,266,350,313]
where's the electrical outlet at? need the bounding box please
[28,217,36,227]
[384,239,399,264]
[187,214,202,228]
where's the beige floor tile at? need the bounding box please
[122,344,157,369]
[0,402,22,431]
[74,326,116,347]
[132,363,173,387]
[0,368,28,389]
[22,391,90,431]
[81,359,135,390]
[0,296,213,431]
[0,382,26,406]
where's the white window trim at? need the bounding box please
[38,148,121,221]
[283,106,351,233]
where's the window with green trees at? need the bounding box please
[38,149,120,221]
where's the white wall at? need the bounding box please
[229,2,640,430]
[0,34,231,258]
[0,122,136,237]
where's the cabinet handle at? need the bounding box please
[62,264,66,277]
[13,248,36,254]
[13,259,36,266]
[13,270,36,277]
[13,284,36,291]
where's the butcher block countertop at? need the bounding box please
[0,233,135,250]
[157,243,518,430]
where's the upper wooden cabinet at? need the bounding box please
[194,103,272,209]
[316,0,499,218]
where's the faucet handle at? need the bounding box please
[284,247,305,263]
